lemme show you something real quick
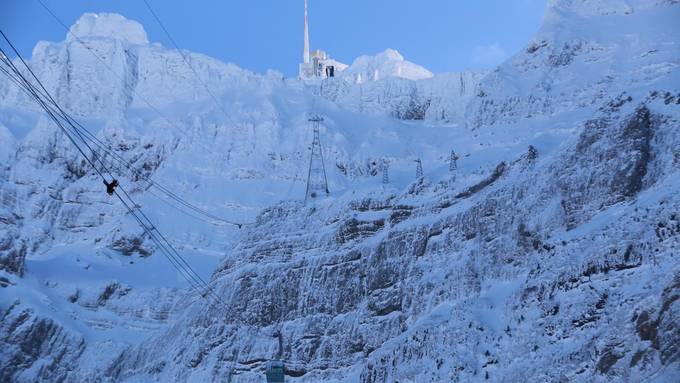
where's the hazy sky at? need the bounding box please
[1,0,547,76]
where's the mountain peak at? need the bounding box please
[375,48,405,62]
[68,13,148,45]
[546,0,674,18]
[343,48,433,82]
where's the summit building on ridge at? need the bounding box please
[298,0,346,80]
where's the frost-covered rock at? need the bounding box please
[67,13,149,45]
[468,0,680,129]
[0,302,85,382]
[341,49,433,82]
[318,70,485,122]
[1,0,680,382]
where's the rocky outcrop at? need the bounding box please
[107,97,680,380]
[318,70,485,122]
[1,0,679,381]
[0,302,85,382]
[0,206,26,276]
[559,105,655,228]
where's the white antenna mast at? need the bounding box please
[303,0,310,64]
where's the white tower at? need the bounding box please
[298,0,344,79]
[299,0,315,79]
[303,0,310,64]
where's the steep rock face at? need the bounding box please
[1,0,679,382]
[0,125,24,276]
[420,71,487,122]
[0,117,159,273]
[1,13,252,119]
[546,0,679,17]
[558,104,654,228]
[318,70,485,123]
[0,226,26,276]
[110,95,680,382]
[89,0,680,380]
[0,12,482,383]
[0,302,85,382]
[0,15,478,290]
[467,0,680,129]
[0,280,185,383]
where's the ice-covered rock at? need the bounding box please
[467,0,680,129]
[317,69,485,122]
[545,0,678,18]
[1,0,680,381]
[67,13,149,45]
[341,49,434,82]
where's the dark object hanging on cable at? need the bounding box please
[0,28,225,306]
[103,179,119,195]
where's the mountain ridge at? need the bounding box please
[1,0,679,381]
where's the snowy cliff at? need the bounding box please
[1,1,680,382]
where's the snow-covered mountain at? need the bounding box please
[1,1,680,382]
[341,49,434,82]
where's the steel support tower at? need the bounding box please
[449,150,459,171]
[305,115,329,202]
[415,158,424,179]
[382,160,389,185]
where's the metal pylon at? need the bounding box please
[305,115,329,202]
[449,150,459,171]
[382,160,389,185]
[415,158,423,179]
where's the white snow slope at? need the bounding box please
[1,1,680,382]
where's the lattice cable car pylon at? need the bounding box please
[304,115,329,202]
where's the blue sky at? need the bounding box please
[1,0,547,76]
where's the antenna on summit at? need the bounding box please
[303,0,310,65]
[298,0,342,79]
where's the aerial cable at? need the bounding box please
[64,124,250,228]
[0,42,121,194]
[0,48,209,298]
[33,0,249,227]
[0,56,111,186]
[3,59,222,304]
[0,44,111,181]
[0,35,109,172]
[0,38,248,228]
[113,192,209,297]
[56,113,248,227]
[283,120,312,201]
[1,56,247,228]
[43,106,246,227]
[0,31,227,306]
[34,0,223,155]
[144,186,224,227]
[0,46,107,181]
[141,0,236,125]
